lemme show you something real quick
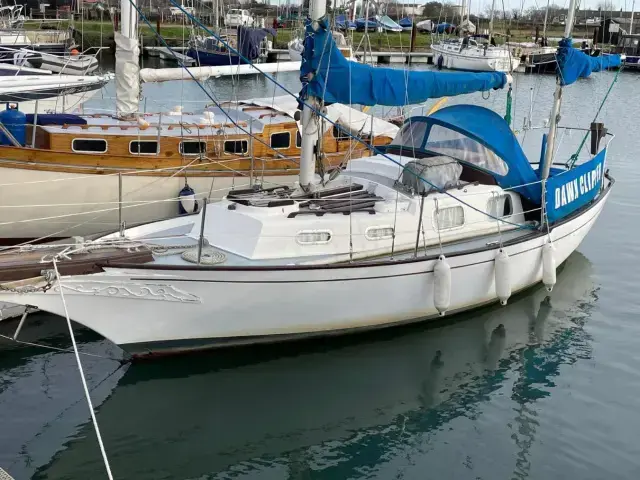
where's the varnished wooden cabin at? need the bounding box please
[0,100,395,178]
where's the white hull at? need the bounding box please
[0,165,295,239]
[0,184,610,355]
[38,53,99,75]
[431,43,520,72]
[288,45,302,62]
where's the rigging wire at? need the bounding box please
[134,0,538,230]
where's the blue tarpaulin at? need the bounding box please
[556,38,621,86]
[237,27,276,61]
[301,20,507,107]
[545,149,606,222]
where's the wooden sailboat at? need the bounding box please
[0,2,396,241]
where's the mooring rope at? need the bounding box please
[52,259,114,480]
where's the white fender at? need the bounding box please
[494,249,511,306]
[542,243,557,292]
[179,194,196,213]
[433,255,451,316]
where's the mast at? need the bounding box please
[540,0,578,217]
[542,0,550,39]
[459,0,467,36]
[298,0,327,190]
[488,0,496,44]
[115,0,140,118]
[631,0,636,34]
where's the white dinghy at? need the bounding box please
[0,0,618,357]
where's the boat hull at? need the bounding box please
[186,48,245,66]
[0,165,294,239]
[0,182,611,356]
[431,44,520,72]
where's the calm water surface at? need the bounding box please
[1,65,640,479]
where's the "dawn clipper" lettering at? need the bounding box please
[554,163,603,209]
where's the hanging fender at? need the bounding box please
[494,249,511,306]
[178,184,197,214]
[433,255,451,316]
[542,243,557,292]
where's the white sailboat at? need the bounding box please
[431,0,520,72]
[0,0,617,357]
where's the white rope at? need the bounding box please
[52,258,114,480]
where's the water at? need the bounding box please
[2,66,640,479]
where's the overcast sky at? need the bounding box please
[272,1,638,13]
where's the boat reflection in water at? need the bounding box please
[31,252,598,479]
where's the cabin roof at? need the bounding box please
[39,104,297,137]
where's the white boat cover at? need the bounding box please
[114,31,140,117]
[239,95,399,140]
[139,61,301,83]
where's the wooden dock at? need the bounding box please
[268,49,434,65]
[144,46,193,64]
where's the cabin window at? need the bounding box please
[434,206,465,230]
[224,140,248,154]
[130,140,159,155]
[296,230,332,245]
[270,132,291,149]
[296,130,302,147]
[333,125,350,140]
[365,226,394,240]
[71,138,107,153]
[487,195,513,218]
[390,119,428,150]
[425,125,509,176]
[180,141,207,155]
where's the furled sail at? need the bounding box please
[300,19,507,107]
[556,38,622,86]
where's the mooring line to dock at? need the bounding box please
[0,333,126,362]
[52,259,114,480]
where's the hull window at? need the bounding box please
[71,138,107,153]
[434,206,465,230]
[296,230,332,245]
[271,132,291,149]
[224,140,248,154]
[180,141,207,155]
[130,140,159,155]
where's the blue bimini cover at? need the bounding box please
[300,19,507,107]
[545,148,606,222]
[556,38,621,86]
[425,105,541,203]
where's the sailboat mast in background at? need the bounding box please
[115,0,140,118]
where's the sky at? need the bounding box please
[270,0,637,12]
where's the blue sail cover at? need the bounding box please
[557,38,622,86]
[301,19,507,106]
